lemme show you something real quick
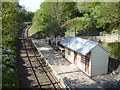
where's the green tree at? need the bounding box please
[91,2,120,32]
[62,16,94,36]
[2,2,25,50]
[76,2,120,33]
[2,2,25,88]
[32,2,77,37]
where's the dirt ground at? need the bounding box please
[16,39,62,88]
[92,58,120,88]
[16,39,36,88]
[92,73,120,88]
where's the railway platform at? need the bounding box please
[32,39,101,89]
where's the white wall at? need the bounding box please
[65,48,86,71]
[77,53,92,76]
[65,48,92,76]
[76,54,84,71]
[65,47,74,63]
[91,45,108,76]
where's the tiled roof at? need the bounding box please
[60,36,109,55]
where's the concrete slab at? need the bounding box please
[32,39,101,88]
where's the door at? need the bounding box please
[85,55,89,73]
[74,52,77,64]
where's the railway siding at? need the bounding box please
[32,39,102,88]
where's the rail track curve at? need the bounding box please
[20,25,63,89]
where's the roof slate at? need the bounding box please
[59,36,109,55]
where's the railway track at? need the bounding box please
[21,25,63,89]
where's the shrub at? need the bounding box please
[107,42,120,60]
[101,42,120,60]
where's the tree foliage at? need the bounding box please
[76,2,120,33]
[32,2,77,37]
[2,2,26,88]
[32,2,119,37]
[20,11,34,22]
[62,16,94,36]
[91,2,120,31]
[2,2,25,50]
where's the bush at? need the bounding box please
[2,2,26,88]
[107,42,120,60]
[2,67,18,88]
[100,42,120,60]
[2,50,18,88]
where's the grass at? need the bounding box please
[100,42,120,61]
[28,26,40,36]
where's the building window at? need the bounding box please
[81,55,85,64]
[81,52,91,64]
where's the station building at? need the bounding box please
[60,36,109,76]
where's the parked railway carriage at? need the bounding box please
[59,36,110,76]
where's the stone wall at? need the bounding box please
[80,35,120,42]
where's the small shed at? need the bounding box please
[60,36,109,76]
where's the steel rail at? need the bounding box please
[30,39,62,87]
[26,26,60,89]
[21,25,63,89]
[29,39,61,89]
[22,26,42,89]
